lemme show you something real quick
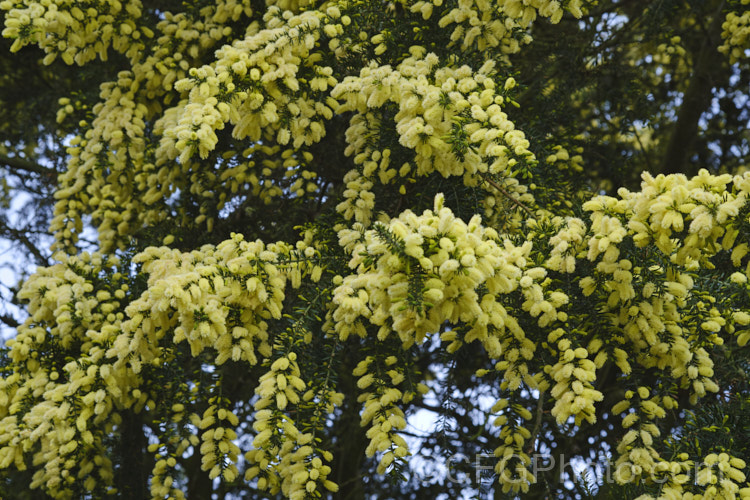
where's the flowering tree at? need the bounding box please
[1,0,750,498]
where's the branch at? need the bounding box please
[0,154,57,177]
[525,390,546,455]
[0,312,20,329]
[0,220,50,266]
[481,174,535,217]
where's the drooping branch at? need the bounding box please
[0,154,57,177]
[0,312,20,329]
[481,174,535,217]
[525,389,546,455]
[660,1,727,176]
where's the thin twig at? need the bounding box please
[0,154,56,177]
[0,313,20,329]
[525,390,546,455]
[481,174,535,217]
[0,220,50,266]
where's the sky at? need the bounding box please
[0,190,37,342]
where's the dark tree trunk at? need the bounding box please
[186,448,214,499]
[660,1,727,176]
[330,350,369,500]
[116,410,149,499]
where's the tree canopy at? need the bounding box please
[1,0,750,498]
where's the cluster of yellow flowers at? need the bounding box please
[612,386,670,483]
[51,75,151,251]
[519,267,568,328]
[610,170,748,267]
[545,216,587,273]
[610,388,750,499]
[150,451,187,500]
[546,331,603,426]
[628,451,750,500]
[336,161,378,225]
[332,193,529,351]
[488,397,536,494]
[146,382,209,500]
[112,234,300,370]
[720,2,750,64]
[544,144,585,174]
[0,0,145,64]
[0,0,259,67]
[140,2,255,97]
[246,352,339,499]
[44,0,256,252]
[161,6,341,165]
[0,252,130,498]
[578,172,750,413]
[353,355,413,475]
[570,170,750,494]
[0,231,330,498]
[333,50,535,225]
[120,5,344,238]
[692,453,749,499]
[199,397,241,482]
[408,0,583,54]
[332,194,563,488]
[653,35,688,67]
[611,386,750,499]
[148,410,195,500]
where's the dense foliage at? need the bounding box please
[1,0,750,498]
